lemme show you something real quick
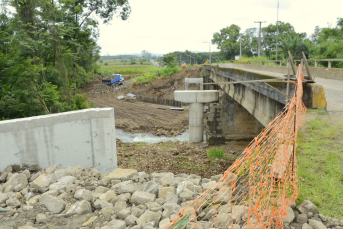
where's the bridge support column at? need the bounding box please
[175,90,218,143]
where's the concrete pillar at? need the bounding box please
[189,103,204,142]
[175,90,218,143]
[314,60,317,67]
[328,60,331,69]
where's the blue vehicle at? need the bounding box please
[102,74,124,86]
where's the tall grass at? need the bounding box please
[132,66,182,84]
[99,65,159,76]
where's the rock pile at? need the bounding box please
[0,163,342,229]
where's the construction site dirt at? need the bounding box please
[83,66,203,136]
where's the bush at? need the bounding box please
[104,63,108,65]
[207,147,225,159]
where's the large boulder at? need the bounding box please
[297,200,319,214]
[131,191,156,205]
[40,194,67,214]
[66,200,92,215]
[49,176,76,191]
[31,174,56,193]
[7,173,28,192]
[102,168,138,184]
[283,207,295,224]
[309,220,327,229]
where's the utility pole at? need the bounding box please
[275,0,279,61]
[254,21,266,57]
[240,39,242,57]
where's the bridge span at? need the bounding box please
[203,63,329,144]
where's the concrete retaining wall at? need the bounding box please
[0,108,117,173]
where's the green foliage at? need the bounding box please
[0,0,131,119]
[162,54,177,67]
[132,66,182,84]
[212,24,241,60]
[207,147,225,159]
[297,115,343,218]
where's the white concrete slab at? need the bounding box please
[0,108,117,173]
[175,90,218,103]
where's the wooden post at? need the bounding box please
[302,52,313,81]
[288,51,297,75]
[328,60,331,69]
[286,60,291,99]
[314,60,317,67]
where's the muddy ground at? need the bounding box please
[116,139,250,178]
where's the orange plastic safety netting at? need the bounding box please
[160,65,307,229]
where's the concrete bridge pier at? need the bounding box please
[174,90,218,143]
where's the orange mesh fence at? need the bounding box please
[160,65,307,229]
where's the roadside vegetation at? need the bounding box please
[297,111,343,219]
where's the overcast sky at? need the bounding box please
[98,0,343,56]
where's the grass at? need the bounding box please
[132,66,182,84]
[99,65,159,76]
[207,147,225,159]
[296,114,343,219]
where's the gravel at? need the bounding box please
[0,163,341,229]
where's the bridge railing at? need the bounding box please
[232,59,343,68]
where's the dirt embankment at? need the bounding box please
[85,66,203,136]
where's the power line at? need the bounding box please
[254,21,266,57]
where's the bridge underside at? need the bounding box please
[203,65,326,144]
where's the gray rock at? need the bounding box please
[297,214,309,224]
[94,199,113,209]
[142,181,160,195]
[74,189,93,201]
[137,210,162,227]
[159,218,171,228]
[114,200,127,214]
[0,172,8,182]
[213,186,231,204]
[36,213,47,224]
[132,205,146,218]
[214,214,233,228]
[160,173,174,187]
[218,203,232,215]
[115,193,131,203]
[9,164,21,172]
[95,186,110,193]
[308,212,314,218]
[45,165,61,174]
[290,222,303,229]
[176,181,195,194]
[131,191,156,206]
[146,202,162,212]
[165,192,178,204]
[297,200,319,214]
[231,205,248,224]
[99,190,116,203]
[162,203,181,213]
[101,219,126,229]
[7,173,28,192]
[49,176,76,191]
[66,200,92,215]
[232,224,241,229]
[4,184,14,193]
[319,214,327,222]
[112,181,136,194]
[201,180,216,190]
[156,198,165,205]
[0,184,3,193]
[339,220,343,226]
[124,215,137,226]
[31,174,56,193]
[158,187,175,199]
[179,191,194,202]
[40,194,66,214]
[202,206,217,221]
[211,174,223,182]
[132,226,143,229]
[6,197,20,208]
[22,162,41,172]
[283,207,295,224]
[0,193,9,204]
[118,207,132,219]
[22,170,31,180]
[309,219,328,229]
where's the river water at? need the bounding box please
[116,129,189,144]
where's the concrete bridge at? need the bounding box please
[202,63,331,144]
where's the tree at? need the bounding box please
[212,24,240,60]
[162,54,177,67]
[240,28,258,57]
[0,0,131,119]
